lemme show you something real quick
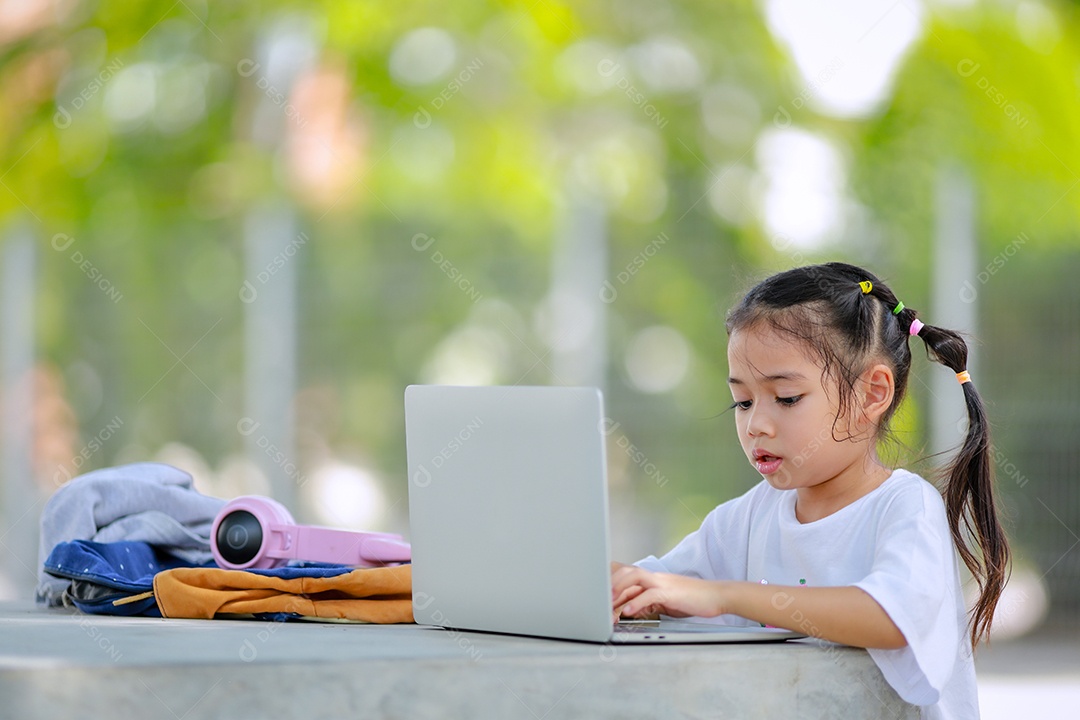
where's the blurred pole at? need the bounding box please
[930,164,978,456]
[243,204,298,509]
[550,189,608,390]
[1,226,37,598]
[241,18,317,508]
[551,191,608,388]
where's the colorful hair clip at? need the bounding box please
[859,281,873,294]
[956,371,972,385]
[909,319,924,336]
[892,301,905,315]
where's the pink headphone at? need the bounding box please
[211,495,411,570]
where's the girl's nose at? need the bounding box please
[745,407,774,438]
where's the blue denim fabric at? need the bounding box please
[44,540,206,615]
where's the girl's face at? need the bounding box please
[726,325,878,492]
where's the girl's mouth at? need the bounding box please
[752,449,783,475]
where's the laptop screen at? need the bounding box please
[405,385,615,642]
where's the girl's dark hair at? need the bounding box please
[726,262,1009,647]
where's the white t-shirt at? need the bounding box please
[635,469,979,720]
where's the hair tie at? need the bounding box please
[892,301,905,315]
[908,318,924,337]
[956,370,972,385]
[859,281,873,294]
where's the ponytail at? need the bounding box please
[906,314,1010,647]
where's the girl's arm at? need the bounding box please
[612,566,906,649]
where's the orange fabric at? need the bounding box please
[152,564,414,623]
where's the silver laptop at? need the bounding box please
[404,384,803,645]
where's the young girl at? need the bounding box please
[611,262,1009,719]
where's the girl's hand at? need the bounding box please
[609,562,661,622]
[611,564,724,621]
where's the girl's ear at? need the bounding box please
[860,363,895,424]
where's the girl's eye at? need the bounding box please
[731,400,752,411]
[777,395,803,407]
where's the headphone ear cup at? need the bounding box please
[212,495,297,569]
[214,508,265,566]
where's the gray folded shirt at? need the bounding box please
[36,462,225,606]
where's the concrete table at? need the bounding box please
[0,603,916,719]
